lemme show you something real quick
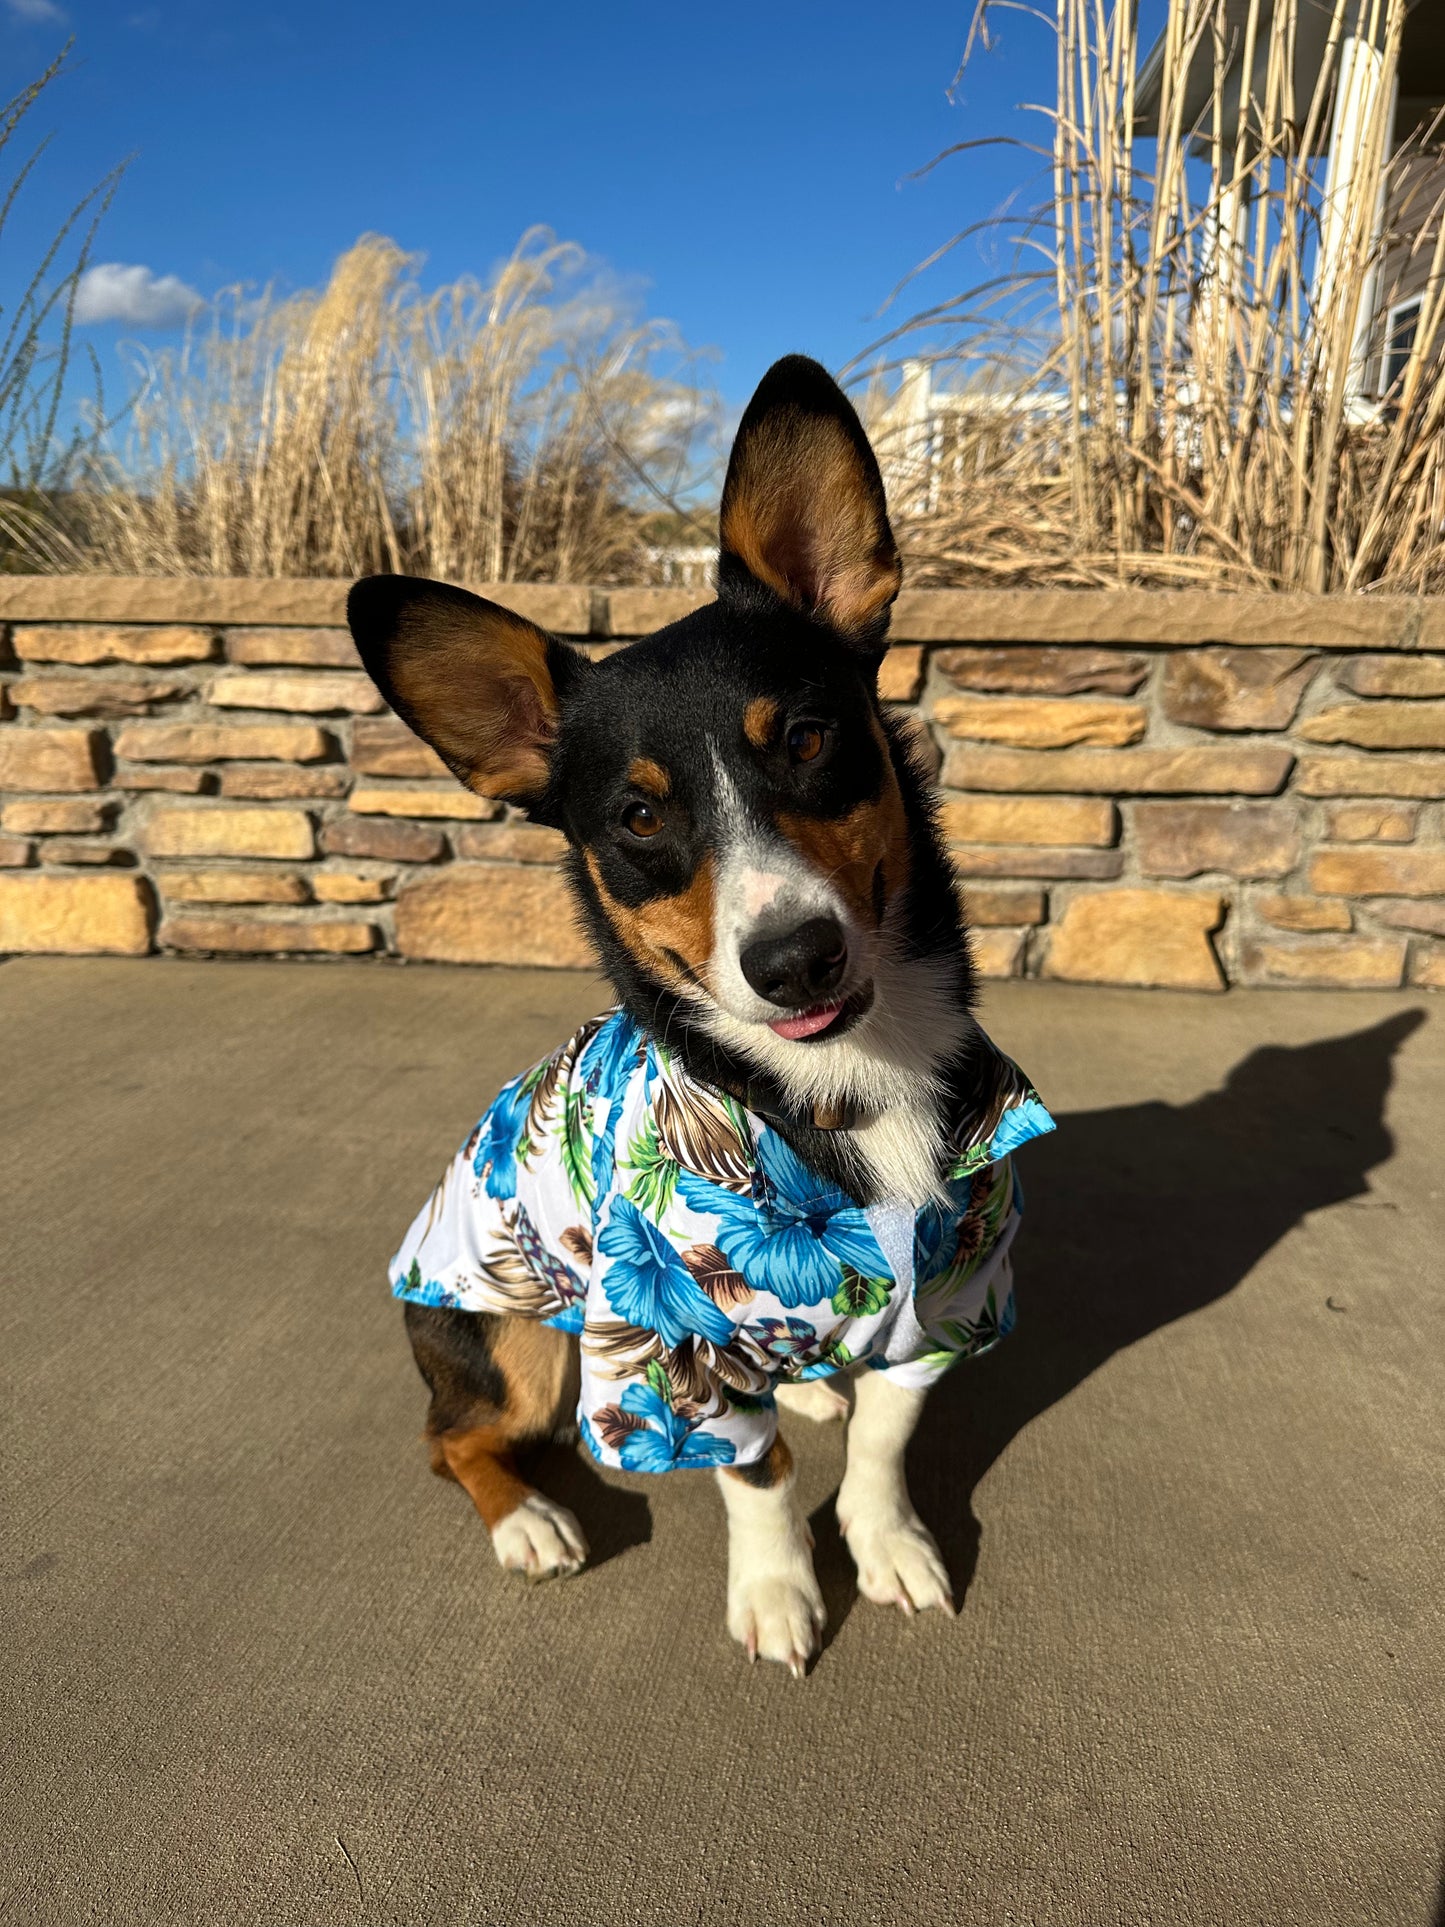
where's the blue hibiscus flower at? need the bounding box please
[581,1014,644,1202]
[471,1077,532,1200]
[579,1381,736,1472]
[677,1128,890,1307]
[988,1096,1056,1161]
[615,1380,737,1471]
[581,1011,644,1107]
[596,1195,736,1348]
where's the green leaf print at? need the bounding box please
[830,1268,892,1319]
[812,1330,854,1371]
[406,1258,422,1293]
[558,1085,596,1209]
[621,1112,680,1218]
[644,1357,675,1406]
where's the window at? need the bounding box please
[1383,296,1423,397]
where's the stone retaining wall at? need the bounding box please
[1,577,1442,990]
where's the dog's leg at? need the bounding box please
[774,1378,851,1423]
[717,1437,825,1676]
[407,1303,588,1581]
[835,1369,953,1616]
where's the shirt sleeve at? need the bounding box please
[389,1037,599,1332]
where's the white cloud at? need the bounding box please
[6,0,68,22]
[74,263,204,328]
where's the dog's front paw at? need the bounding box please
[491,1493,588,1582]
[840,1504,954,1617]
[727,1566,826,1677]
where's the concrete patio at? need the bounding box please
[2,958,1442,1927]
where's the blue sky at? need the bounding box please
[3,0,1066,408]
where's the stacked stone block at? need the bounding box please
[1,580,1442,989]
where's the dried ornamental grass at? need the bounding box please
[862,0,1445,594]
[19,229,716,582]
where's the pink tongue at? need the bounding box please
[768,1000,844,1041]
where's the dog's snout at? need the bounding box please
[739,915,847,1009]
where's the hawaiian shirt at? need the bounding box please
[390,1010,1056,1474]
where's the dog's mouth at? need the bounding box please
[765,981,874,1044]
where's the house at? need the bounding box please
[1135,0,1445,405]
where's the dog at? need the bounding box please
[347,355,1054,1676]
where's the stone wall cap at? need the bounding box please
[1,577,1441,649]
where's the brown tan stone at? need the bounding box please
[1410,947,1445,989]
[1309,848,1445,899]
[0,834,31,867]
[603,588,707,636]
[1043,890,1226,990]
[942,745,1294,794]
[1241,937,1406,989]
[157,869,310,905]
[970,928,1027,978]
[225,628,359,667]
[1162,648,1317,731]
[451,821,568,863]
[11,624,215,666]
[933,696,1145,749]
[1,798,109,835]
[1324,801,1417,842]
[349,785,497,820]
[9,674,187,717]
[0,577,592,633]
[395,866,594,967]
[1256,895,1352,934]
[1367,900,1445,937]
[0,874,152,954]
[877,647,925,703]
[949,847,1124,880]
[881,587,1443,650]
[160,914,378,955]
[939,796,1115,847]
[208,671,383,714]
[1299,703,1445,750]
[1337,656,1445,698]
[0,727,106,792]
[960,884,1047,926]
[117,767,213,794]
[0,684,10,721]
[142,807,315,861]
[311,870,393,903]
[1134,801,1300,879]
[220,765,350,800]
[1294,755,1445,798]
[40,840,130,867]
[934,645,1149,696]
[349,718,449,779]
[321,817,446,863]
[115,721,334,764]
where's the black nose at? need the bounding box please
[739,916,848,1008]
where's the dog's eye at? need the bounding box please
[622,801,664,840]
[787,723,827,765]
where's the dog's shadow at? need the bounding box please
[809,1008,1428,1643]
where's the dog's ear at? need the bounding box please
[718,354,901,648]
[347,576,586,807]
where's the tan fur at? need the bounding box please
[721,1433,794,1490]
[585,848,717,982]
[389,601,558,801]
[428,1319,576,1530]
[720,414,901,638]
[775,765,910,931]
[743,696,779,749]
[628,756,672,798]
